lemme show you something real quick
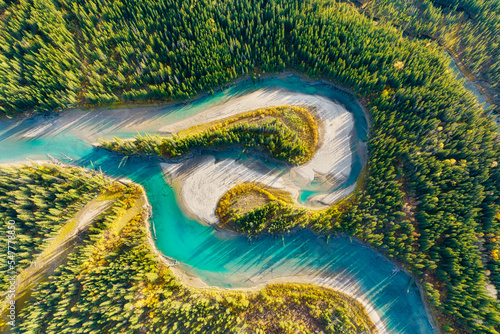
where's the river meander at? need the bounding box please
[0,75,435,333]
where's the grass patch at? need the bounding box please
[216,182,307,235]
[217,181,296,221]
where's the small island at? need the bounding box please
[99,88,365,227]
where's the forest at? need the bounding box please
[0,164,374,334]
[362,0,500,110]
[0,0,481,115]
[100,105,319,165]
[0,164,108,292]
[1,0,499,332]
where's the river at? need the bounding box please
[0,74,436,333]
[445,51,492,110]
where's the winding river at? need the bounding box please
[0,75,436,333]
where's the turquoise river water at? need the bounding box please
[0,75,436,333]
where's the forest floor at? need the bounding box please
[160,87,363,225]
[229,191,270,216]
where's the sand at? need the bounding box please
[0,83,364,224]
[162,155,291,224]
[227,274,389,334]
[179,273,388,333]
[160,88,364,224]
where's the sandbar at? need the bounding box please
[160,87,365,224]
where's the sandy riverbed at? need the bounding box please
[160,87,365,224]
[170,270,388,334]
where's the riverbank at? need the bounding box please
[147,226,391,333]
[129,163,386,332]
[199,275,386,334]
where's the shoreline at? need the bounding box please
[139,168,434,334]
[0,71,373,158]
[0,161,383,331]
[345,234,441,333]
[0,73,441,332]
[200,275,386,334]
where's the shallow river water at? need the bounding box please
[0,75,436,333]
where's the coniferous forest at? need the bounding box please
[0,0,500,333]
[0,0,490,114]
[361,0,500,109]
[0,164,108,291]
